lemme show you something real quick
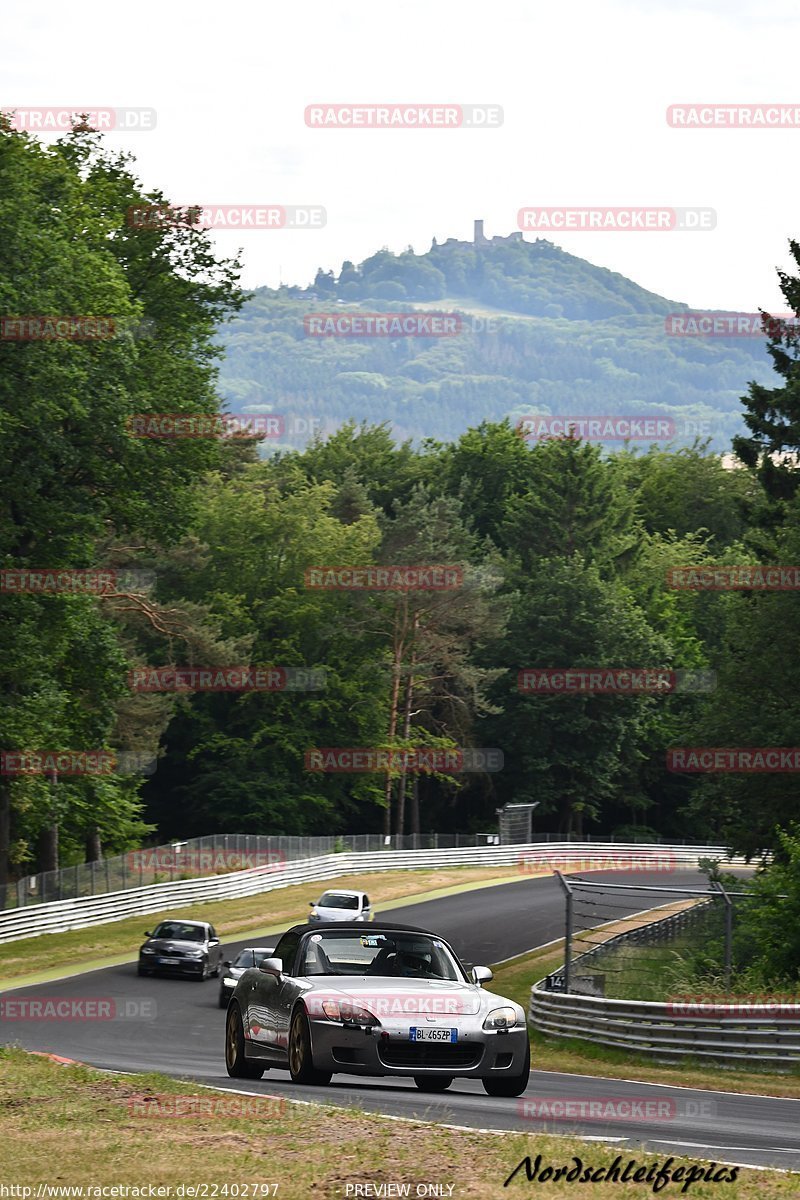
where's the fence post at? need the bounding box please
[555,870,574,993]
[715,881,733,991]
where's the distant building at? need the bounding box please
[473,218,523,245]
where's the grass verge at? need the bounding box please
[0,865,528,986]
[0,1048,794,1198]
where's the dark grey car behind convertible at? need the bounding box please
[138,919,222,981]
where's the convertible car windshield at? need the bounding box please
[301,931,464,980]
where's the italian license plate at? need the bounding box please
[409,1027,457,1043]
[159,957,179,965]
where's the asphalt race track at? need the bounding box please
[3,869,799,1172]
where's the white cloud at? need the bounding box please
[2,0,798,309]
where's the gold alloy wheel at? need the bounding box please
[225,1009,239,1069]
[289,1012,305,1075]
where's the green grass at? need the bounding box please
[2,1048,796,1199]
[0,864,528,987]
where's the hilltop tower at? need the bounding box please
[474,219,486,244]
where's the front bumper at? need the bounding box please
[140,956,205,975]
[307,1016,528,1077]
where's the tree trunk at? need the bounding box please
[85,827,102,862]
[39,822,59,874]
[394,655,416,836]
[383,649,402,837]
[410,776,420,836]
[0,778,10,909]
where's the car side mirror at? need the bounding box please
[472,965,493,985]
[222,960,231,968]
[144,931,152,938]
[260,957,283,978]
[309,901,315,907]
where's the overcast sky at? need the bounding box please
[4,0,798,311]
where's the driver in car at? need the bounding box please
[394,951,432,977]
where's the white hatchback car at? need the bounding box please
[308,889,372,923]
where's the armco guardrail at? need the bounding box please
[529,902,800,1066]
[0,842,741,946]
[7,832,498,908]
[6,830,716,909]
[529,989,800,1067]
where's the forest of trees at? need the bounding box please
[4,123,800,899]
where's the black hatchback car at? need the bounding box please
[138,919,222,981]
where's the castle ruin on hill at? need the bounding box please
[435,220,525,249]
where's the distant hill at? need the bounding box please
[215,229,777,451]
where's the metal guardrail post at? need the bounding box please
[554,870,574,993]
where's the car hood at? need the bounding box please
[143,938,205,952]
[313,907,361,919]
[303,977,484,1016]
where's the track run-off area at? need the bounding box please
[2,868,799,1172]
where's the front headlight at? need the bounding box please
[483,1006,517,1030]
[308,912,320,922]
[223,976,236,987]
[320,999,380,1027]
[140,948,155,955]
[185,949,205,957]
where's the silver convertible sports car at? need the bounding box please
[224,921,530,1096]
